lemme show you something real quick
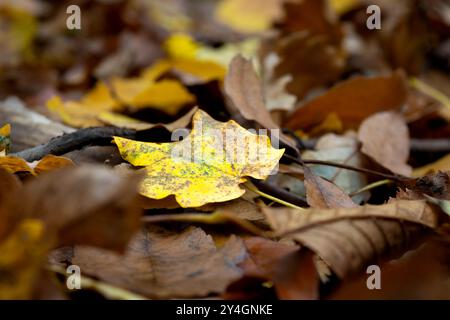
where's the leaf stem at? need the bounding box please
[410,77,450,110]
[244,182,305,211]
[349,179,393,196]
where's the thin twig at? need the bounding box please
[12,127,137,161]
[349,179,393,197]
[296,138,450,153]
[284,154,407,182]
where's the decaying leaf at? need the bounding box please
[55,226,247,299]
[358,111,412,177]
[302,133,369,204]
[286,72,408,130]
[224,55,295,149]
[18,166,143,250]
[114,110,284,207]
[304,167,357,209]
[0,154,73,175]
[262,200,441,278]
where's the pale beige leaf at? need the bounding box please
[358,111,412,176]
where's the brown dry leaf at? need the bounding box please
[227,237,319,300]
[17,166,143,251]
[302,133,369,204]
[285,72,408,131]
[358,111,412,177]
[304,167,357,209]
[0,155,74,175]
[401,171,450,200]
[262,0,346,101]
[261,200,441,278]
[224,55,282,131]
[58,226,247,299]
[273,249,319,300]
[275,0,341,37]
[264,31,346,102]
[224,55,295,150]
[31,155,74,175]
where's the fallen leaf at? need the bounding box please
[0,154,73,176]
[31,155,74,175]
[261,200,441,278]
[114,110,284,207]
[285,72,408,130]
[304,167,357,209]
[358,111,412,176]
[401,171,450,200]
[17,165,143,250]
[302,133,369,204]
[0,155,34,174]
[215,0,285,33]
[111,78,195,115]
[57,226,247,299]
[224,55,295,150]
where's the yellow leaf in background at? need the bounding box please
[0,123,11,155]
[413,154,450,177]
[114,110,284,207]
[170,59,226,83]
[215,0,284,33]
[98,112,156,131]
[47,82,121,128]
[329,0,360,15]
[47,96,104,128]
[0,219,53,299]
[81,82,120,111]
[164,33,199,60]
[113,78,195,115]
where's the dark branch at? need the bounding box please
[12,127,137,162]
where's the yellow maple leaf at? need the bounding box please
[114,110,284,207]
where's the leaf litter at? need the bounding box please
[0,0,449,300]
